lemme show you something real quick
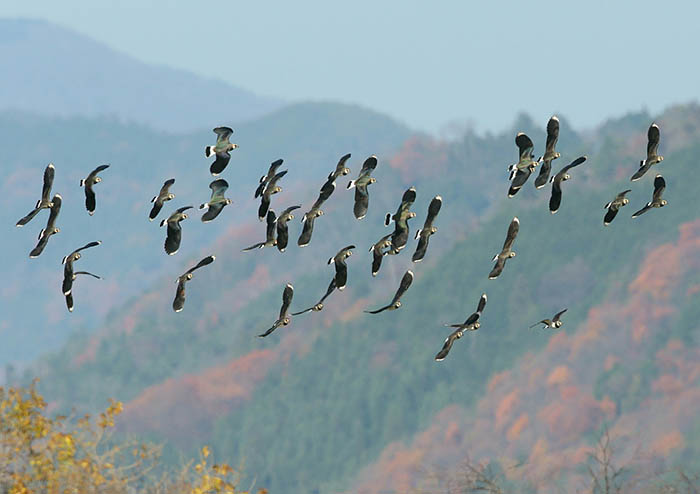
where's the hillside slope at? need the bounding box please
[0,19,280,132]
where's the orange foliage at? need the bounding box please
[546,365,572,387]
[506,413,529,442]
[652,374,684,396]
[487,369,511,392]
[494,390,519,430]
[650,430,685,457]
[387,136,448,181]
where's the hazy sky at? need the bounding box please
[2,0,699,133]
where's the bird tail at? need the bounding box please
[414,229,421,240]
[347,180,355,189]
[159,219,167,227]
[151,196,157,203]
[198,203,207,210]
[604,201,612,209]
[38,228,45,240]
[205,146,215,158]
[491,254,498,262]
[327,257,334,264]
[384,213,392,226]
[549,175,555,184]
[61,255,67,265]
[79,178,85,187]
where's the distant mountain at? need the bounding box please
[0,19,282,132]
[0,101,411,366]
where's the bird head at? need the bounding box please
[317,210,324,217]
[346,250,353,257]
[623,198,629,205]
[225,198,233,205]
[509,251,516,258]
[393,301,402,309]
[563,173,571,181]
[272,186,282,194]
[369,177,377,184]
[186,273,194,280]
[342,168,350,175]
[555,152,561,159]
[430,226,438,234]
[282,317,291,325]
[168,193,175,200]
[473,322,480,330]
[182,213,188,219]
[53,227,60,234]
[230,143,239,151]
[75,253,81,260]
[409,212,417,218]
[314,303,324,311]
[661,199,668,206]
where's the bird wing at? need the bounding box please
[412,234,429,263]
[335,153,351,175]
[488,257,506,279]
[297,214,315,246]
[254,181,267,199]
[515,133,534,162]
[42,163,55,203]
[186,255,216,275]
[435,332,460,361]
[334,260,348,290]
[268,170,288,189]
[84,183,96,214]
[603,208,619,225]
[214,126,233,143]
[549,182,563,213]
[652,174,666,202]
[359,155,378,175]
[353,185,370,220]
[529,319,549,328]
[390,270,414,305]
[423,195,442,230]
[159,178,175,196]
[268,158,284,177]
[210,152,231,176]
[172,278,187,312]
[175,205,193,215]
[558,155,587,176]
[165,221,182,255]
[616,189,632,201]
[509,168,531,193]
[364,304,392,315]
[45,194,62,231]
[371,249,385,277]
[552,308,567,322]
[279,284,294,319]
[29,234,51,258]
[65,292,74,312]
[647,123,660,159]
[318,277,337,305]
[313,180,335,210]
[276,222,289,251]
[280,205,302,218]
[73,241,101,256]
[73,271,101,279]
[534,161,552,189]
[209,178,229,200]
[258,195,271,221]
[265,210,277,243]
[201,203,225,223]
[463,293,487,325]
[545,116,559,155]
[631,203,652,218]
[149,202,164,220]
[258,320,281,338]
[16,208,41,227]
[86,164,110,181]
[503,217,519,251]
[62,263,74,295]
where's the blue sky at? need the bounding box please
[2,0,698,133]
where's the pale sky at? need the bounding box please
[2,0,699,133]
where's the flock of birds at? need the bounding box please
[15,120,669,361]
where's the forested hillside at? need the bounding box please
[20,103,700,493]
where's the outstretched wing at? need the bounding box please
[214,126,233,143]
[84,183,96,215]
[165,222,182,255]
[603,207,619,225]
[545,116,559,155]
[508,168,531,195]
[412,234,430,263]
[390,270,414,305]
[558,155,587,176]
[280,284,294,319]
[359,155,378,175]
[209,178,229,200]
[652,174,666,202]
[16,207,41,227]
[503,217,519,251]
[186,255,215,275]
[515,133,534,162]
[265,210,277,243]
[201,203,225,222]
[364,304,392,315]
[631,203,652,218]
[423,195,442,230]
[334,153,351,176]
[534,160,552,189]
[258,320,281,338]
[647,123,660,159]
[258,195,271,221]
[298,214,315,247]
[173,278,187,312]
[86,164,110,181]
[549,181,563,213]
[435,332,458,361]
[276,222,289,252]
[334,261,348,290]
[353,185,370,220]
[42,163,55,203]
[210,152,231,176]
[488,257,506,279]
[313,180,336,210]
[552,308,567,323]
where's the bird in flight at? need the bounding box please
[205,126,238,175]
[488,217,519,279]
[258,283,294,337]
[435,293,487,361]
[365,270,414,314]
[630,123,664,181]
[16,163,55,227]
[631,174,667,218]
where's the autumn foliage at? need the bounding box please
[0,380,266,494]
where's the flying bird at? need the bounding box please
[258,283,294,337]
[435,293,487,361]
[630,123,664,181]
[276,205,301,252]
[507,133,538,196]
[29,194,62,258]
[297,180,336,248]
[255,159,285,199]
[603,189,632,225]
[488,217,519,279]
[80,164,109,215]
[412,195,442,262]
[549,155,587,214]
[149,178,175,221]
[160,206,193,255]
[534,116,561,189]
[347,156,378,220]
[365,270,414,314]
[258,169,287,221]
[173,255,215,312]
[243,210,277,251]
[199,179,232,223]
[205,126,238,176]
[631,174,667,218]
[386,187,417,254]
[369,234,393,277]
[64,272,101,312]
[292,278,337,315]
[62,241,101,296]
[328,245,355,290]
[530,309,567,329]
[16,163,55,227]
[328,153,352,181]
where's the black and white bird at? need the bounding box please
[160,206,193,255]
[80,164,109,215]
[297,182,334,248]
[258,283,294,337]
[549,156,587,214]
[365,270,414,314]
[62,241,101,297]
[507,133,538,196]
[199,179,232,223]
[243,210,277,251]
[534,116,561,189]
[255,159,285,199]
[632,174,667,218]
[328,245,355,290]
[292,278,337,316]
[205,126,238,176]
[530,309,567,329]
[173,255,215,312]
[16,163,55,227]
[412,195,442,262]
[258,169,287,221]
[327,153,352,182]
[29,194,62,259]
[348,156,378,220]
[276,205,301,252]
[603,189,632,225]
[435,293,487,361]
[64,270,101,313]
[630,123,664,182]
[369,233,393,277]
[386,187,417,254]
[488,217,519,280]
[149,178,175,221]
